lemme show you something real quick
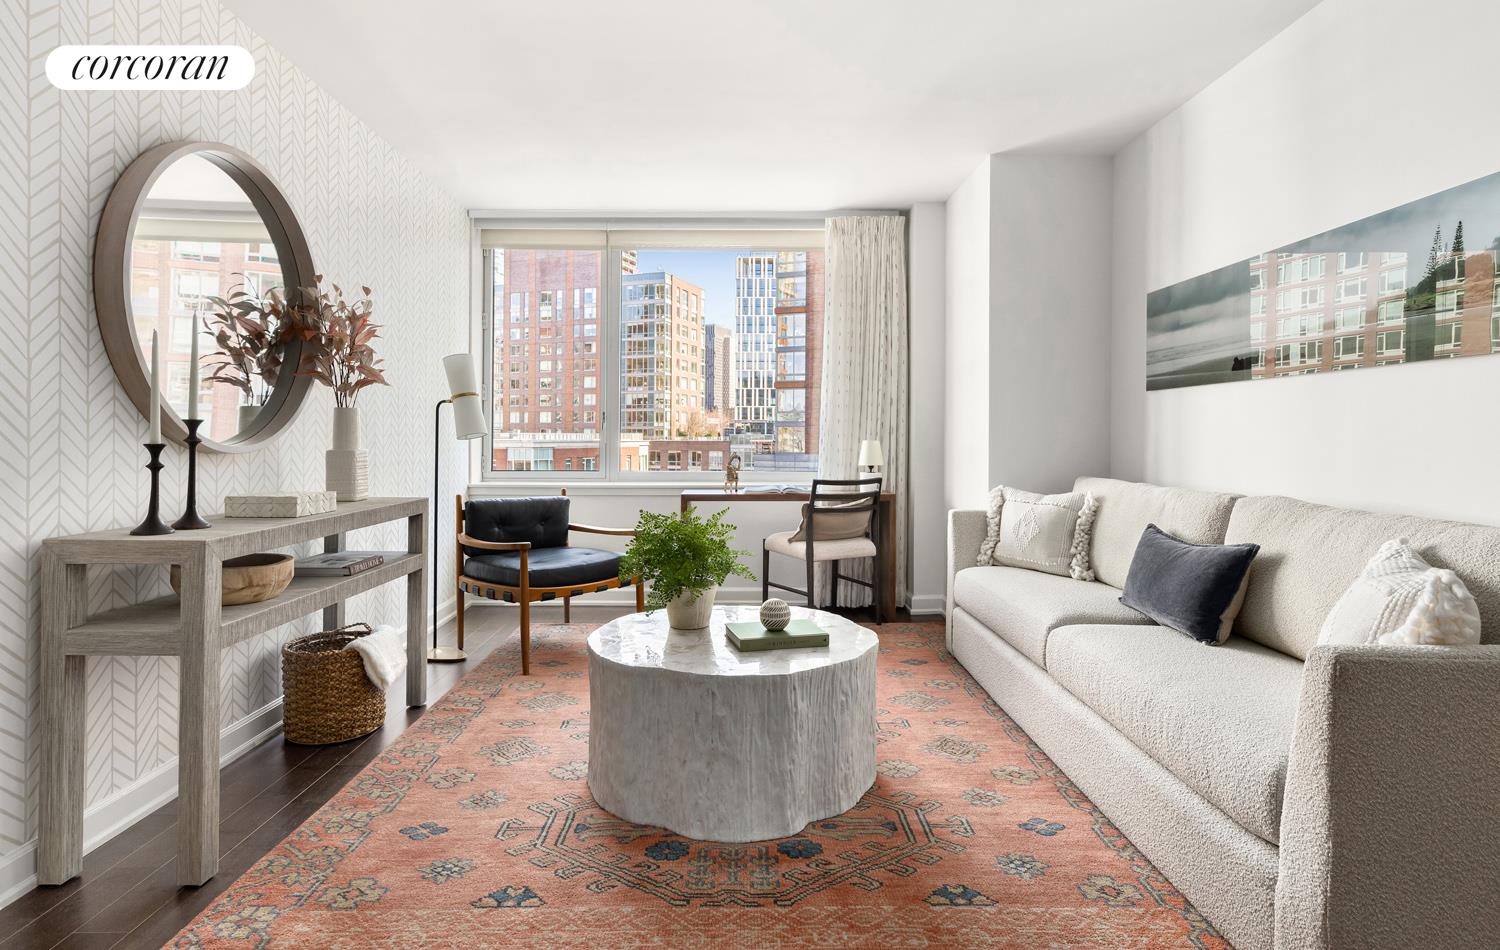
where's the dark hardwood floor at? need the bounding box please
[0,601,909,949]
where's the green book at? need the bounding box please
[726,619,829,652]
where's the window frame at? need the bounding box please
[477,224,826,485]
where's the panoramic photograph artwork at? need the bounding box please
[1147,170,1500,390]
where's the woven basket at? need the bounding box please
[282,623,386,745]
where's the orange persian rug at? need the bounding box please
[171,622,1226,949]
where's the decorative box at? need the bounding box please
[224,491,338,518]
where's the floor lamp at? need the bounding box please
[431,353,486,662]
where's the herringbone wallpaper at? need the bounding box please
[0,0,470,859]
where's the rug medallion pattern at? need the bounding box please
[173,622,1227,948]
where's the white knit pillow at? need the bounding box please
[1318,538,1481,647]
[977,486,1096,581]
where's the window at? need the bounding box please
[1277,287,1323,311]
[1378,299,1405,324]
[1435,322,1462,350]
[173,270,218,314]
[1335,307,1365,331]
[246,242,278,264]
[1336,277,1366,302]
[1250,321,1266,342]
[1277,256,1325,283]
[1376,329,1405,356]
[1249,269,1265,291]
[1338,252,1366,272]
[1380,268,1407,295]
[1275,340,1323,367]
[1333,334,1364,360]
[482,229,823,479]
[1276,313,1322,338]
[487,248,605,473]
[173,241,220,262]
[1435,289,1463,315]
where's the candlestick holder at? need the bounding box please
[131,443,174,536]
[172,419,211,530]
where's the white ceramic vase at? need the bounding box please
[326,406,369,501]
[237,403,260,432]
[665,586,717,630]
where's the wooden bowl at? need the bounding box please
[172,553,295,606]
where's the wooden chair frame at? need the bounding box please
[763,477,883,614]
[455,491,644,674]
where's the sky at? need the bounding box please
[634,248,772,329]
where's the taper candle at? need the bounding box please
[186,323,199,420]
[148,329,161,443]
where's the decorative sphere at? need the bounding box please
[760,598,791,631]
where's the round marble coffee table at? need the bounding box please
[586,604,878,842]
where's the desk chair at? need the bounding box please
[761,477,882,613]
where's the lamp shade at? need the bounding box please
[442,353,486,440]
[858,439,885,467]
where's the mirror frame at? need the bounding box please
[94,141,317,453]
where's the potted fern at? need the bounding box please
[618,507,755,629]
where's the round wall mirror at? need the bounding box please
[95,142,316,453]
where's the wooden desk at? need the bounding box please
[680,489,896,622]
[38,497,428,888]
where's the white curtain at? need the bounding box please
[817,215,909,609]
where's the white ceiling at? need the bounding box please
[225,0,1320,212]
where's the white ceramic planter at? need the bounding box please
[237,403,260,432]
[326,406,369,501]
[331,406,363,451]
[665,586,717,629]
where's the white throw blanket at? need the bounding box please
[343,624,407,690]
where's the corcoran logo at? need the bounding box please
[45,45,254,90]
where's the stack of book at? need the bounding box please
[294,552,386,577]
[726,619,829,652]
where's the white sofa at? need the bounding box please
[946,477,1500,950]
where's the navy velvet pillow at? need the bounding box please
[1119,524,1260,644]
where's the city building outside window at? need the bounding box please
[481,231,824,480]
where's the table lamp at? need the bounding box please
[431,353,486,662]
[858,439,885,474]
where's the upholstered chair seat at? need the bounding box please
[464,547,621,589]
[763,531,876,563]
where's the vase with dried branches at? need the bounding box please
[293,278,389,501]
[202,277,295,431]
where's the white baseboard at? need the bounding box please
[0,600,458,912]
[0,699,284,909]
[908,593,945,616]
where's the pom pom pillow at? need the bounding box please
[1319,538,1481,647]
[977,486,1097,580]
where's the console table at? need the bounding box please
[38,497,428,888]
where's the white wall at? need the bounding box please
[989,154,1113,493]
[1111,0,1500,523]
[944,160,992,510]
[943,153,1114,513]
[907,203,947,613]
[1,0,469,904]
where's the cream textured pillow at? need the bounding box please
[977,486,1096,580]
[1318,538,1481,647]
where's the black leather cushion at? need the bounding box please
[463,496,571,557]
[464,546,621,589]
